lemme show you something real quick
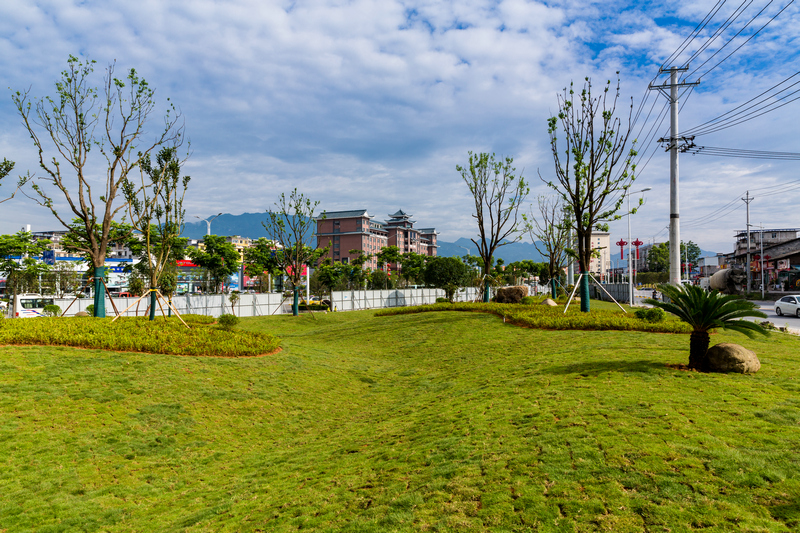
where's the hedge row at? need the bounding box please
[375,302,692,334]
[0,316,280,357]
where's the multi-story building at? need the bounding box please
[588,232,611,280]
[316,209,438,270]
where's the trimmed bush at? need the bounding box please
[218,313,240,331]
[520,296,536,305]
[85,304,95,317]
[0,316,279,357]
[634,307,666,323]
[42,304,61,317]
[376,302,691,334]
[435,297,450,304]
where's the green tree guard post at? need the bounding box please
[93,267,106,318]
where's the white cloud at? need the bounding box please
[0,0,798,256]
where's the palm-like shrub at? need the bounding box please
[646,284,768,371]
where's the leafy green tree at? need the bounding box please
[545,76,637,312]
[13,56,183,317]
[646,284,768,371]
[0,231,51,316]
[122,145,190,319]
[368,269,392,290]
[648,241,701,275]
[188,235,240,293]
[262,189,328,315]
[400,252,427,287]
[243,238,282,293]
[376,245,402,270]
[423,256,471,302]
[458,152,529,302]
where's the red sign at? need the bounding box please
[176,260,199,267]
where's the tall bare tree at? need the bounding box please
[12,55,183,317]
[458,152,529,302]
[123,146,190,320]
[545,75,637,312]
[0,158,27,204]
[525,195,571,298]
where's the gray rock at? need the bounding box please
[705,343,760,374]
[541,298,558,307]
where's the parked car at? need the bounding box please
[774,295,800,317]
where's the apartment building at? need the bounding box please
[316,209,438,270]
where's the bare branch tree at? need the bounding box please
[458,152,529,302]
[12,55,183,317]
[545,75,637,312]
[525,195,571,297]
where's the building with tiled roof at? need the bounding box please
[316,209,438,270]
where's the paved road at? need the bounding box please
[752,301,800,334]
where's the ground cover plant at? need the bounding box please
[1,310,799,531]
[377,301,692,334]
[0,316,278,357]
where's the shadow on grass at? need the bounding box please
[540,359,670,376]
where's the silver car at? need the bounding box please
[775,295,800,317]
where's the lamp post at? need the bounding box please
[626,187,651,306]
[747,223,766,298]
[194,213,223,236]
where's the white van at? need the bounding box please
[11,294,56,318]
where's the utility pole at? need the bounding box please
[742,191,753,294]
[649,67,699,285]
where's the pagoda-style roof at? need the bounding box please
[388,209,411,219]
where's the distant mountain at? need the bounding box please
[438,238,546,263]
[183,212,315,246]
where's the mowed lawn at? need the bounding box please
[1,308,800,532]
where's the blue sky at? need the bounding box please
[1,0,798,254]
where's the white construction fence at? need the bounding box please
[50,287,483,318]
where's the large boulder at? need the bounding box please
[705,343,760,374]
[495,286,529,304]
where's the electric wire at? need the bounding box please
[687,146,800,159]
[682,72,800,135]
[659,0,728,74]
[684,0,754,67]
[688,0,795,80]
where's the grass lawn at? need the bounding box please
[1,307,799,531]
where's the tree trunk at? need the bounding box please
[579,270,590,313]
[149,290,157,321]
[689,330,710,370]
[483,279,490,303]
[550,278,557,299]
[292,287,299,316]
[93,266,106,318]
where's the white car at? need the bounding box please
[774,295,800,317]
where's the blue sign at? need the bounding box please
[43,250,55,265]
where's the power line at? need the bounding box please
[686,145,800,159]
[683,71,800,135]
[688,0,795,80]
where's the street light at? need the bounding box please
[194,213,223,236]
[626,187,651,306]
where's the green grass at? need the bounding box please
[1,309,799,531]
[376,301,692,333]
[0,316,279,357]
